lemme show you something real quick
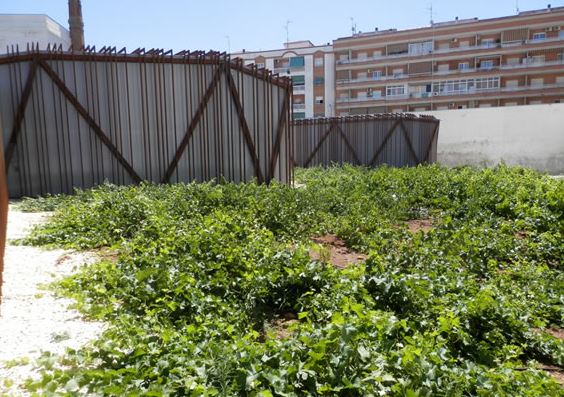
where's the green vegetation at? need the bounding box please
[23,165,563,396]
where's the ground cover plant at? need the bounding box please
[20,165,564,396]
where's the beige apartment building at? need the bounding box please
[334,6,564,114]
[232,41,335,119]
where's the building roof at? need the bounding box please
[334,6,564,42]
[0,14,69,34]
[232,41,332,58]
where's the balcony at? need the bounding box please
[335,59,564,86]
[293,85,306,93]
[292,103,306,111]
[273,64,305,74]
[336,82,564,104]
[336,36,564,65]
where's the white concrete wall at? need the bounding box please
[417,104,564,174]
[0,15,70,53]
[324,53,335,117]
[304,55,314,118]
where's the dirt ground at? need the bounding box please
[310,234,367,269]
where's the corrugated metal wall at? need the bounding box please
[0,47,293,197]
[292,114,439,168]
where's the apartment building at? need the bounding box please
[0,14,71,54]
[232,41,335,119]
[333,6,564,114]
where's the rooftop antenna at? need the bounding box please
[284,20,292,44]
[427,3,434,26]
[350,17,357,35]
[225,35,231,54]
[516,0,520,13]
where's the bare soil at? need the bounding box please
[310,234,367,269]
[405,219,434,234]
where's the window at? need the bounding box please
[339,54,349,61]
[481,39,496,48]
[556,76,564,84]
[392,68,404,77]
[314,77,324,85]
[530,78,544,87]
[507,57,520,66]
[289,56,305,68]
[475,77,500,90]
[315,96,324,104]
[532,32,546,41]
[314,57,324,67]
[432,79,473,94]
[480,60,494,70]
[292,75,305,86]
[292,112,306,120]
[386,85,406,96]
[437,64,449,72]
[506,80,519,88]
[373,50,382,58]
[408,41,433,55]
[372,70,382,80]
[529,55,545,64]
[314,113,325,118]
[459,40,470,48]
[357,52,368,60]
[458,62,470,71]
[256,63,265,69]
[356,72,367,80]
[438,43,450,50]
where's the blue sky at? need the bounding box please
[3,1,563,52]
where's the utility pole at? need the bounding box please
[68,0,85,50]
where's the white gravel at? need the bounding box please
[0,206,106,396]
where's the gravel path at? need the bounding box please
[0,206,105,396]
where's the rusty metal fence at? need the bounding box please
[0,46,293,197]
[0,111,7,307]
[292,114,439,168]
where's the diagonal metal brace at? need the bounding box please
[39,60,142,182]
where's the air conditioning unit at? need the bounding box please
[546,27,553,32]
[555,26,562,31]
[432,92,439,96]
[451,38,458,43]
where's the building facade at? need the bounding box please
[0,14,71,54]
[333,6,564,114]
[232,41,335,119]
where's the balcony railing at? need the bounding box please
[293,85,306,93]
[273,65,305,74]
[292,103,306,110]
[336,36,564,65]
[335,59,564,86]
[336,82,564,103]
